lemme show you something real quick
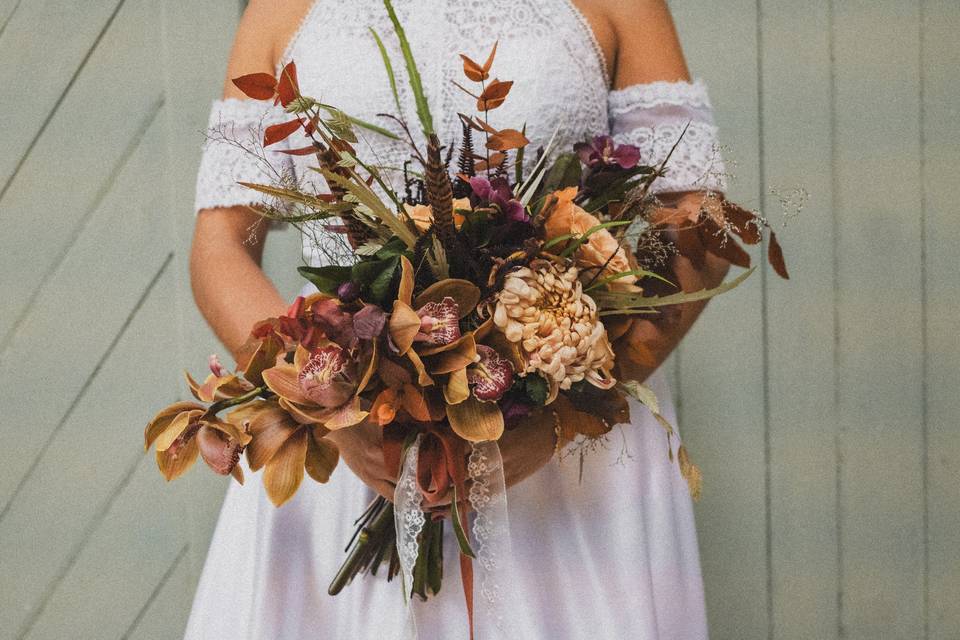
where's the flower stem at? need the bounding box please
[207,385,269,416]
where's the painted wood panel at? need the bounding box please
[670,2,769,638]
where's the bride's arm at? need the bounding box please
[191,1,309,357]
[599,0,732,383]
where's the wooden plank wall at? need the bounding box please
[0,1,956,639]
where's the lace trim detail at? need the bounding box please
[613,120,727,194]
[608,79,712,116]
[194,98,296,215]
[560,0,610,89]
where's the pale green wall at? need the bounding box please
[0,1,955,639]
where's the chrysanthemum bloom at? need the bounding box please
[493,260,615,395]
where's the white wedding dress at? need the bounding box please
[187,1,725,638]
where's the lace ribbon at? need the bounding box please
[392,439,513,639]
[394,435,425,639]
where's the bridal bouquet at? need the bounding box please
[144,0,788,616]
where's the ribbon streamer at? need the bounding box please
[393,438,513,639]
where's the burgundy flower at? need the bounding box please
[575,135,640,169]
[467,345,514,401]
[298,344,357,408]
[469,176,528,223]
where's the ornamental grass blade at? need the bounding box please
[450,484,476,558]
[317,168,417,248]
[369,27,403,116]
[595,267,755,313]
[383,0,434,135]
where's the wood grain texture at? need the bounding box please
[669,2,769,637]
[760,2,840,638]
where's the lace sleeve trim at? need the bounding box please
[609,80,726,194]
[194,98,295,215]
[608,79,713,116]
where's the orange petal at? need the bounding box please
[262,363,312,406]
[145,401,204,450]
[231,464,245,485]
[242,402,300,471]
[425,333,477,374]
[294,344,311,371]
[406,349,434,386]
[183,371,204,402]
[401,384,432,422]
[414,280,481,318]
[446,396,504,442]
[305,433,339,484]
[153,409,204,453]
[278,397,334,425]
[263,428,308,507]
[323,397,369,430]
[389,301,421,356]
[203,415,252,447]
[156,436,200,481]
[370,388,400,427]
[398,255,415,305]
[444,368,470,405]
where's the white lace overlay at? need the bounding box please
[467,441,513,638]
[394,436,425,638]
[609,80,726,194]
[194,98,296,215]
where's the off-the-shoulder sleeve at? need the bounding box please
[608,80,726,195]
[194,98,296,215]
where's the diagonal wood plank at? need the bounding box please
[669,2,769,637]
[833,2,925,637]
[0,0,124,194]
[0,0,161,344]
[122,545,194,640]
[0,259,179,634]
[21,458,191,640]
[0,109,169,513]
[759,2,840,638]
[920,1,960,637]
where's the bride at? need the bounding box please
[187,0,730,638]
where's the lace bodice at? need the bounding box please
[195,0,726,266]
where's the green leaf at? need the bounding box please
[383,0,434,136]
[450,484,476,558]
[585,269,675,292]
[539,152,582,197]
[515,123,527,186]
[517,125,561,207]
[368,27,403,116]
[595,267,755,312]
[523,374,549,406]
[347,114,401,140]
[298,265,353,294]
[352,255,400,306]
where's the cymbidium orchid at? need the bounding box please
[144,402,251,483]
[228,399,339,506]
[574,135,641,170]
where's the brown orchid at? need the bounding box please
[228,399,339,506]
[144,402,251,483]
[260,343,370,431]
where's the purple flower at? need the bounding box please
[469,176,529,223]
[575,135,640,169]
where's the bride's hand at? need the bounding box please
[325,421,398,502]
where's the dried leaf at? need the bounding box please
[678,445,703,501]
[460,41,498,82]
[722,200,761,244]
[276,61,299,107]
[401,384,433,422]
[474,152,506,172]
[231,72,276,100]
[275,145,319,156]
[476,79,513,111]
[486,128,529,151]
[768,230,790,279]
[446,396,504,442]
[264,119,302,147]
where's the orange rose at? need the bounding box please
[542,187,639,291]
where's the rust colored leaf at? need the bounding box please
[699,220,751,269]
[768,230,790,279]
[232,72,276,100]
[476,79,513,111]
[486,128,529,151]
[276,61,299,107]
[275,145,319,156]
[722,200,761,244]
[474,152,506,173]
[460,41,498,82]
[675,225,706,269]
[264,119,302,147]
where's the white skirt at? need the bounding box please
[183,367,708,640]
